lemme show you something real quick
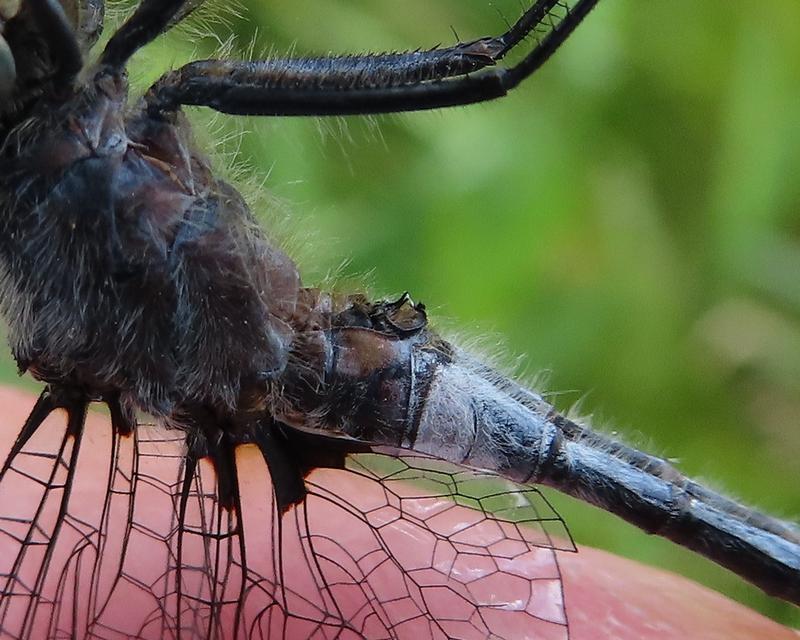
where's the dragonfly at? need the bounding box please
[0,1,797,639]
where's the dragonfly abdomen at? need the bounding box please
[276,298,800,605]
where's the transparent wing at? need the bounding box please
[0,390,574,639]
[293,450,575,639]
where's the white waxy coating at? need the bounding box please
[412,360,555,481]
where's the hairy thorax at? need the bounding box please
[0,71,300,415]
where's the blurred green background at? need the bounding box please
[6,0,800,628]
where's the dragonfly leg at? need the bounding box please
[144,0,601,117]
[100,0,194,69]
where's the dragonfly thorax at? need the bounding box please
[0,70,300,416]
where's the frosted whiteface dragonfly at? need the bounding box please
[0,1,797,638]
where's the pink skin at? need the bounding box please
[0,386,795,639]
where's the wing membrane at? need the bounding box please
[0,391,573,639]
[298,451,573,639]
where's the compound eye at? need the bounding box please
[0,35,15,101]
[0,1,20,21]
[0,0,19,101]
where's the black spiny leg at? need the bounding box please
[145,0,601,117]
[100,0,194,70]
